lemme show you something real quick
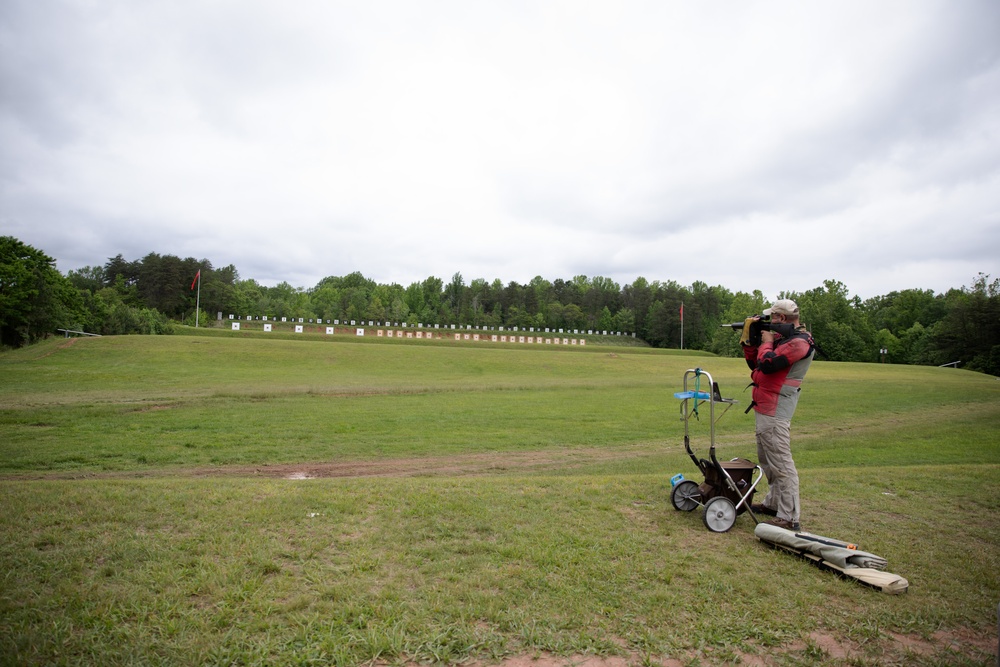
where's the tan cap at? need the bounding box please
[764,299,799,317]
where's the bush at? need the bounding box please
[183,309,213,328]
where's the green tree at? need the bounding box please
[388,295,409,324]
[135,253,183,317]
[265,282,312,319]
[370,283,403,323]
[366,295,386,321]
[230,278,265,316]
[897,322,934,365]
[788,280,874,361]
[683,281,727,349]
[500,281,525,316]
[612,307,635,335]
[421,276,443,322]
[311,284,342,320]
[197,263,239,322]
[0,237,83,347]
[504,305,527,329]
[707,290,768,357]
[445,272,465,318]
[344,287,368,322]
[584,276,620,328]
[562,303,586,331]
[103,254,139,287]
[66,265,106,293]
[644,301,672,348]
[862,288,945,334]
[932,274,1000,375]
[623,277,654,338]
[597,306,614,332]
[467,278,490,326]
[529,276,553,323]
[545,301,564,330]
[89,287,172,335]
[404,282,425,320]
[874,328,901,363]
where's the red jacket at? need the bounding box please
[743,327,815,419]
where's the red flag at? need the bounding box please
[679,302,684,319]
[190,270,201,290]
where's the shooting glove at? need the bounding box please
[740,317,757,346]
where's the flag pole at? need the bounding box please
[680,301,684,350]
[194,270,201,328]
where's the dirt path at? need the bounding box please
[458,626,1000,667]
[1,446,656,481]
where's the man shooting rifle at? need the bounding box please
[739,299,816,532]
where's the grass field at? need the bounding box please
[1,332,998,666]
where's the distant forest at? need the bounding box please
[3,236,999,375]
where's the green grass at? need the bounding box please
[0,335,712,472]
[1,334,999,666]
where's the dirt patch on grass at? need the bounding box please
[237,448,637,480]
[0,446,655,481]
[456,625,998,666]
[31,337,78,359]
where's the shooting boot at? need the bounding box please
[765,517,801,532]
[751,503,778,516]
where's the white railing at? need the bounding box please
[57,329,101,337]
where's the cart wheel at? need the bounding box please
[671,480,701,512]
[703,496,737,533]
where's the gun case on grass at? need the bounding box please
[755,523,908,594]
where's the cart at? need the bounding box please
[670,368,763,532]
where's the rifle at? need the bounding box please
[720,316,795,346]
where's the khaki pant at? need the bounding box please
[755,411,800,524]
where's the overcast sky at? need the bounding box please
[2,1,998,301]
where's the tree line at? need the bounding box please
[3,236,998,375]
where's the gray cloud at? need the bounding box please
[2,0,998,301]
